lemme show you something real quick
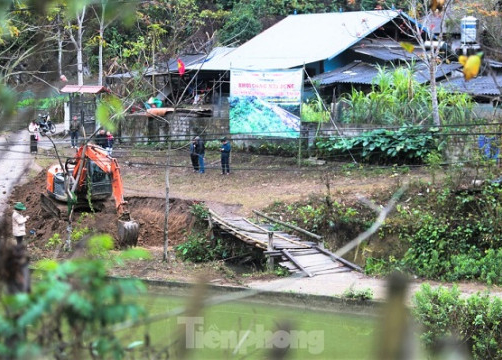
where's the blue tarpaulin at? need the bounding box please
[478,135,500,159]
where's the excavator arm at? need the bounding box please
[71,144,139,246]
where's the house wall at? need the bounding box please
[323,50,354,72]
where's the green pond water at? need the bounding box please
[121,286,378,360]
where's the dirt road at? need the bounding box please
[0,129,33,223]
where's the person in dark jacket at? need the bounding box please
[69,116,80,148]
[220,137,231,175]
[95,129,107,148]
[189,137,199,172]
[195,136,205,173]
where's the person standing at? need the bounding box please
[69,115,80,148]
[95,129,107,148]
[106,131,114,156]
[195,136,205,173]
[189,137,199,172]
[220,137,231,175]
[12,202,29,245]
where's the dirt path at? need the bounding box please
[0,129,33,223]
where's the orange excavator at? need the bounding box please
[41,144,139,247]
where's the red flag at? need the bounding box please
[177,59,185,76]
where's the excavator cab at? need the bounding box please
[88,160,112,199]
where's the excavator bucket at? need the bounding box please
[117,219,140,247]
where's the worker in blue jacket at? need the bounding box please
[220,137,231,175]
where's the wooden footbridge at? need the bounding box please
[208,210,361,277]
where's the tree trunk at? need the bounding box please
[98,2,106,87]
[76,7,86,86]
[429,60,440,126]
[57,13,63,78]
[98,28,103,86]
[67,6,86,86]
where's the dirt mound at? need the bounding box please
[128,196,196,247]
[8,170,197,251]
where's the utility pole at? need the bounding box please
[163,126,171,262]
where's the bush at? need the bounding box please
[190,202,209,227]
[315,126,442,165]
[176,234,230,262]
[247,142,298,157]
[0,236,148,359]
[176,234,212,262]
[413,284,502,359]
[399,182,502,284]
[342,287,373,301]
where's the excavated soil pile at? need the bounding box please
[7,170,196,252]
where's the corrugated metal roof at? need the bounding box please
[312,61,378,85]
[440,75,502,96]
[351,39,420,61]
[185,47,236,71]
[106,71,137,79]
[225,10,400,70]
[141,47,236,75]
[487,59,502,69]
[311,61,462,85]
[414,62,462,83]
[60,85,109,94]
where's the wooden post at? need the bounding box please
[267,231,274,271]
[297,135,301,167]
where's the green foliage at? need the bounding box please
[218,3,262,45]
[413,284,502,359]
[176,233,230,262]
[396,182,502,284]
[190,202,209,223]
[0,235,147,359]
[425,150,442,184]
[342,287,374,301]
[301,96,330,123]
[316,126,442,165]
[364,256,400,276]
[0,82,16,117]
[22,96,65,111]
[71,212,94,242]
[71,225,91,242]
[88,234,115,257]
[96,94,124,132]
[204,140,223,151]
[267,195,362,236]
[340,66,474,126]
[274,266,290,277]
[247,141,298,157]
[46,233,62,249]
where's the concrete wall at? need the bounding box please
[118,110,229,144]
[118,109,476,165]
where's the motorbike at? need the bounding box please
[36,114,56,135]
